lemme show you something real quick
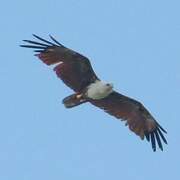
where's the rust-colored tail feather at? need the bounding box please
[62,94,87,108]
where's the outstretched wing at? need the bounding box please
[20,34,98,92]
[90,91,167,151]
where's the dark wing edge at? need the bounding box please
[90,91,167,152]
[20,35,99,92]
[20,34,65,53]
[144,122,167,151]
[20,34,67,66]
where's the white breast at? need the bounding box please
[86,80,113,100]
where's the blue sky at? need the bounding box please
[1,0,180,179]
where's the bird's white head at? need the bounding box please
[86,80,114,100]
[105,82,114,91]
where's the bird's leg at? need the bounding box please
[76,93,87,103]
[76,93,83,99]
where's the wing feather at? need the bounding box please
[20,35,98,92]
[90,91,167,151]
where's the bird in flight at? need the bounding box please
[21,34,167,151]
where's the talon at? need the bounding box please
[76,94,83,99]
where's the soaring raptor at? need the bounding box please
[21,34,167,151]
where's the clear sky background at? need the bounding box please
[0,0,180,179]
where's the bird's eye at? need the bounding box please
[106,83,111,86]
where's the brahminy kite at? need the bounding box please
[21,34,167,151]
